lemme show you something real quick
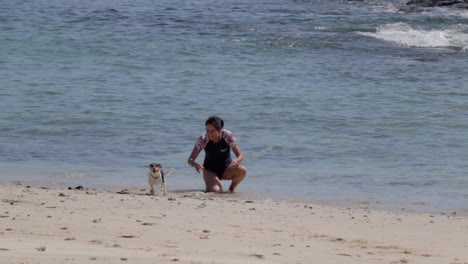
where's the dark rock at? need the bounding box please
[406,0,468,9]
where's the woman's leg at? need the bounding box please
[203,169,223,192]
[222,165,247,192]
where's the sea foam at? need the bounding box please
[359,22,468,51]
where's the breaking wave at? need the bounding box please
[359,22,468,51]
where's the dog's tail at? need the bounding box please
[161,168,174,183]
[164,168,174,177]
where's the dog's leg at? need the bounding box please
[149,184,155,195]
[161,170,166,195]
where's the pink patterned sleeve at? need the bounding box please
[195,134,208,151]
[223,129,238,148]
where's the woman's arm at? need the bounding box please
[188,146,204,173]
[230,144,244,166]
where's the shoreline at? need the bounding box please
[2,175,467,217]
[1,161,467,217]
[1,181,468,264]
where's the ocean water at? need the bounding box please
[1,0,467,213]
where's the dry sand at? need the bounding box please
[0,182,467,264]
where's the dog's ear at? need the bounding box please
[156,163,162,168]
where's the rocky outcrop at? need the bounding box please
[406,0,468,9]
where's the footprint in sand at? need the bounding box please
[89,240,103,245]
[119,235,137,238]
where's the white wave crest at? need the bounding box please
[359,22,468,51]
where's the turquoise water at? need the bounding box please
[1,0,468,213]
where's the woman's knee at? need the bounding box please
[208,184,222,192]
[203,170,222,192]
[238,165,247,175]
[223,165,247,181]
[233,165,247,178]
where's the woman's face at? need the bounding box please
[206,124,221,141]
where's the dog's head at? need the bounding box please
[149,163,162,174]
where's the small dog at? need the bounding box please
[148,163,174,195]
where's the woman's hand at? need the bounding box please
[194,163,204,173]
[229,159,240,168]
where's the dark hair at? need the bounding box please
[205,116,224,131]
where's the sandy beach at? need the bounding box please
[0,182,467,264]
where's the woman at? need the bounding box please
[187,116,247,192]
